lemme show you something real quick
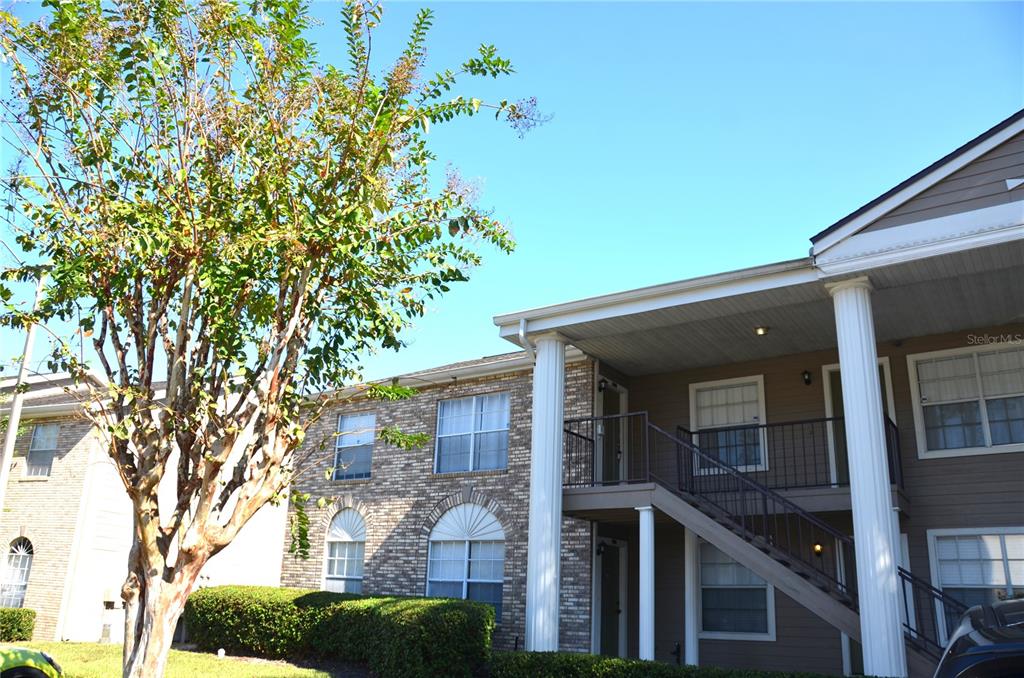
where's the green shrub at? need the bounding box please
[0,608,36,641]
[489,652,854,678]
[184,585,494,678]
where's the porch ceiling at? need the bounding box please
[546,240,1024,376]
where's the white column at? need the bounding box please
[637,505,655,660]
[684,527,699,666]
[827,277,907,678]
[525,335,566,652]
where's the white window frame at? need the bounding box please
[697,541,776,642]
[425,503,505,621]
[907,344,1024,459]
[688,375,768,474]
[426,540,505,610]
[0,538,33,608]
[26,423,59,478]
[433,392,510,474]
[333,412,375,481]
[322,509,366,593]
[926,526,1024,644]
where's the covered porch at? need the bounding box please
[499,239,1024,676]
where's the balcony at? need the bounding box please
[564,413,905,513]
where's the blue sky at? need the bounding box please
[2,1,1022,382]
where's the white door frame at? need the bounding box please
[594,372,628,483]
[821,357,896,486]
[591,536,628,658]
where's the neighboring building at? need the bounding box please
[286,108,1024,678]
[0,374,287,642]
[281,350,596,651]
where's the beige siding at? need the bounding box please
[618,322,1024,673]
[866,131,1024,231]
[701,590,844,674]
[880,324,1024,598]
[598,519,844,673]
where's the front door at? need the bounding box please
[596,380,627,483]
[825,360,895,485]
[596,538,627,657]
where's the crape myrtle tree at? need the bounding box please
[0,0,541,675]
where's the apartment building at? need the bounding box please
[0,374,287,642]
[286,108,1024,677]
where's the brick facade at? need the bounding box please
[282,356,595,651]
[0,416,98,640]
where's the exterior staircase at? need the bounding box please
[563,412,968,677]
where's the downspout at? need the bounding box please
[518,318,535,362]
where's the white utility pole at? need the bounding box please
[0,272,47,513]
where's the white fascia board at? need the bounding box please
[815,199,1024,277]
[495,259,817,340]
[813,116,1024,256]
[393,347,586,386]
[0,402,84,419]
[322,347,588,401]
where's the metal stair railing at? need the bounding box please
[898,566,969,660]
[563,411,972,660]
[647,418,858,603]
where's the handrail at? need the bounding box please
[897,566,969,659]
[563,411,957,662]
[564,412,858,599]
[651,422,854,546]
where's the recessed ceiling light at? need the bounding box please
[754,326,769,336]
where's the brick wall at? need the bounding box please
[282,357,595,651]
[0,416,97,640]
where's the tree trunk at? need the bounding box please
[121,544,205,678]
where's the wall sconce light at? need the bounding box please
[598,378,609,392]
[754,326,769,337]
[802,370,812,386]
[812,542,824,557]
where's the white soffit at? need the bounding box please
[814,200,1024,277]
[494,258,817,340]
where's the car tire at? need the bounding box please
[1,668,51,678]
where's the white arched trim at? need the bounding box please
[328,509,366,542]
[429,503,504,542]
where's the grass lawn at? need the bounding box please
[1,642,361,678]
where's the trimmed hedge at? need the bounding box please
[490,652,852,678]
[184,585,494,678]
[0,608,36,641]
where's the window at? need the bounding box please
[1,538,33,608]
[909,346,1024,458]
[688,376,767,472]
[426,503,505,619]
[26,423,59,477]
[324,509,365,593]
[929,528,1024,639]
[699,542,775,640]
[334,413,375,480]
[435,393,510,473]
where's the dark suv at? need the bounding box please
[934,598,1024,678]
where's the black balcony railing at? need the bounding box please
[564,411,959,661]
[674,415,904,491]
[564,412,858,600]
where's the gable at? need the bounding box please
[811,108,1024,255]
[863,129,1024,232]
